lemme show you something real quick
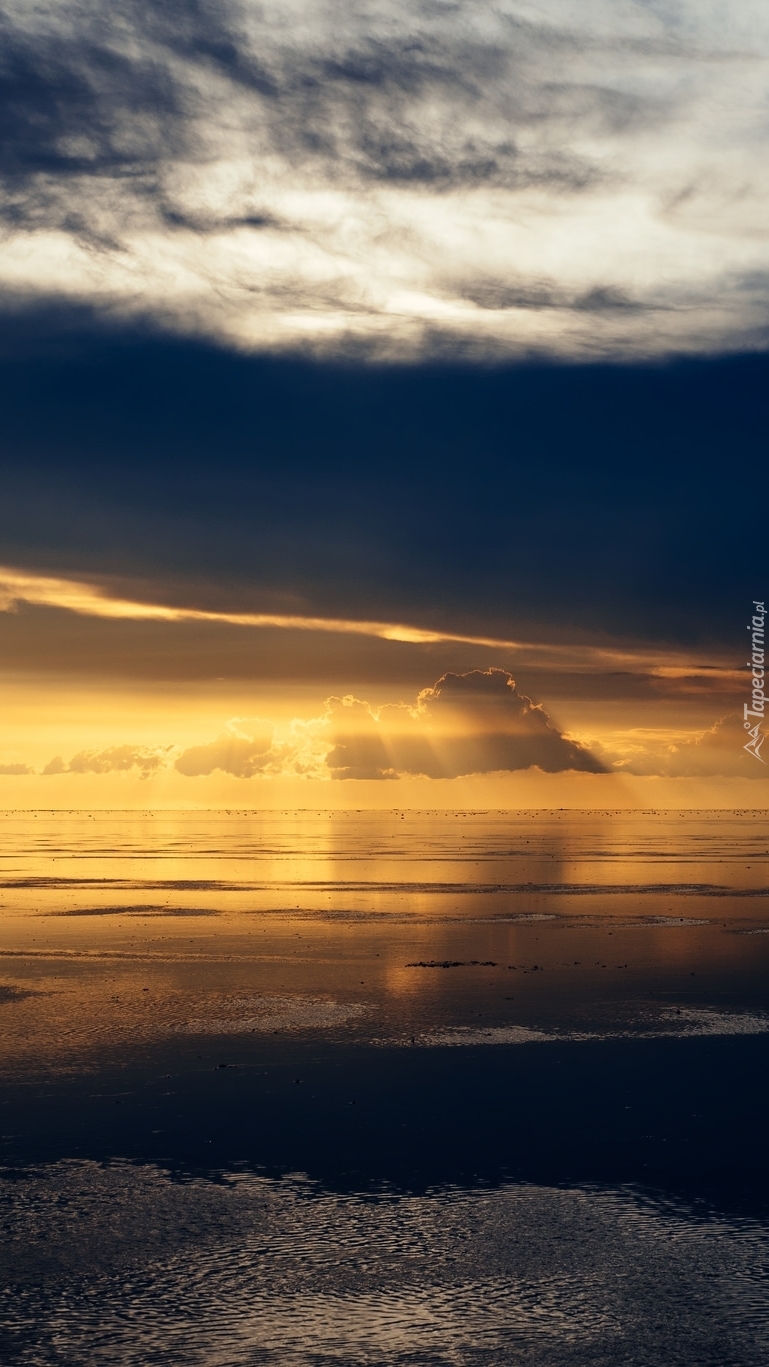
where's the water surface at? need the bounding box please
[1,809,767,1364]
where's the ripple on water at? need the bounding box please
[178,994,369,1035]
[0,1163,767,1366]
[418,1007,769,1047]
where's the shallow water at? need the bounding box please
[3,1163,769,1367]
[0,809,768,1363]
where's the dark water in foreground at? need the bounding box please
[0,809,768,1364]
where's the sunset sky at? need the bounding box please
[1,0,766,807]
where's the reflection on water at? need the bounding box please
[0,809,767,1070]
[0,811,768,1362]
[2,1162,768,1367]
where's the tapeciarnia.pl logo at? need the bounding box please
[744,600,766,763]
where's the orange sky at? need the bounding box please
[0,568,764,808]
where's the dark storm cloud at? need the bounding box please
[449,275,647,320]
[0,2,765,354]
[451,278,565,313]
[0,0,276,184]
[0,7,187,249]
[261,34,619,192]
[0,16,180,184]
[0,0,635,229]
[0,337,763,653]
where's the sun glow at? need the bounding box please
[0,566,739,681]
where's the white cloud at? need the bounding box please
[1,0,768,356]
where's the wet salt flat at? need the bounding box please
[2,1164,769,1367]
[0,809,768,1068]
[0,809,768,1364]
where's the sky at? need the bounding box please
[0,0,766,807]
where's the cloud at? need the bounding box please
[325,669,604,778]
[322,697,405,780]
[0,564,738,685]
[0,2,628,204]
[42,755,67,775]
[0,1,768,355]
[27,685,762,785]
[174,713,329,778]
[172,670,606,781]
[43,744,170,777]
[175,731,275,777]
[601,713,769,779]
